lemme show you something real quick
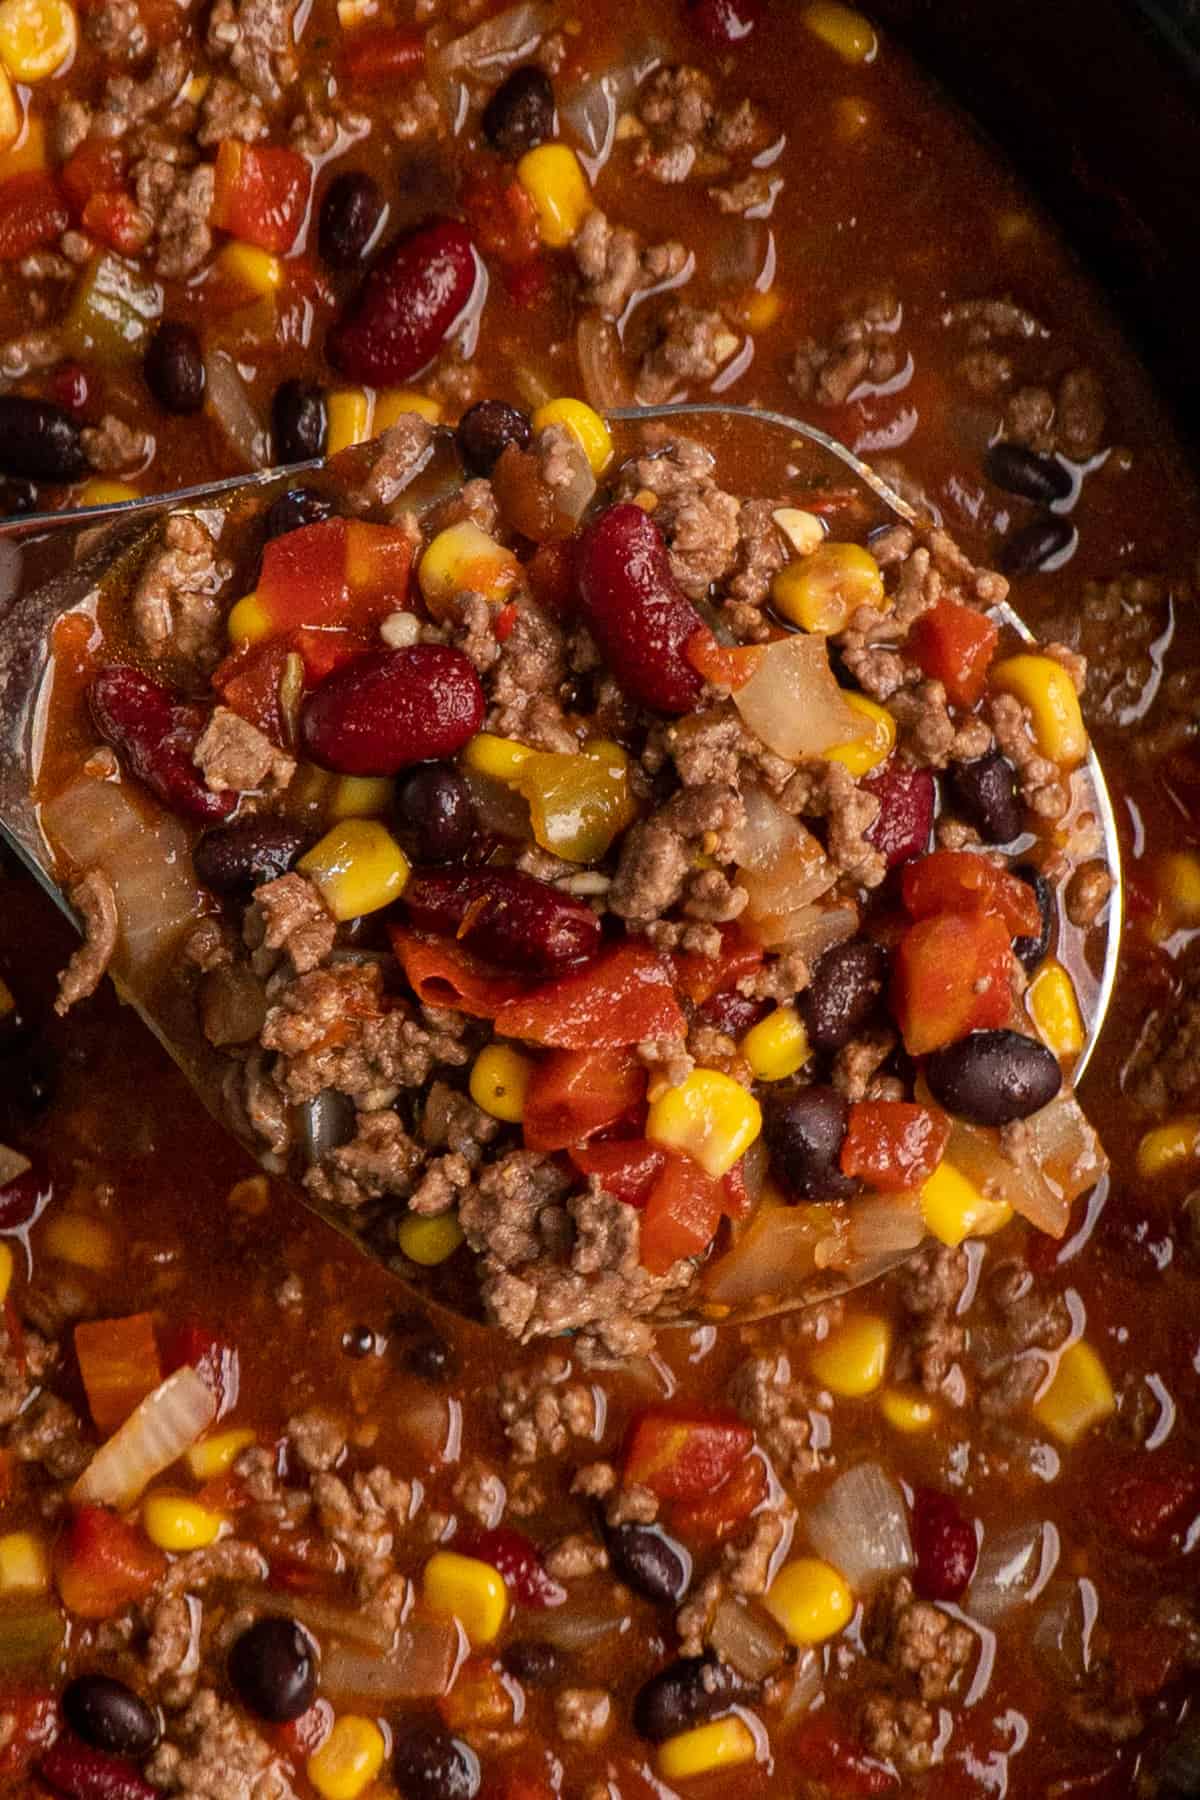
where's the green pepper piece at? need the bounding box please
[63,253,163,365]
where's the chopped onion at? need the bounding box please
[708,1594,788,1682]
[321,1619,462,1704]
[535,1609,621,1651]
[428,1,554,89]
[203,350,269,471]
[943,1115,1066,1239]
[1031,1578,1091,1686]
[1015,1093,1108,1212]
[845,1191,926,1264]
[701,1203,830,1306]
[461,767,532,840]
[778,1648,823,1725]
[233,1589,393,1652]
[733,635,869,763]
[728,788,836,926]
[966,1520,1057,1624]
[804,1463,913,1593]
[72,1365,217,1509]
[547,432,596,524]
[746,899,858,956]
[559,38,666,162]
[575,315,632,410]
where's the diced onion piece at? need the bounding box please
[71,1366,217,1510]
[1016,1092,1108,1211]
[708,1594,788,1682]
[233,1589,392,1652]
[745,899,858,956]
[733,634,869,762]
[320,1618,463,1703]
[559,40,664,158]
[535,1609,622,1651]
[729,788,836,927]
[204,350,270,470]
[943,1114,1066,1239]
[778,1647,824,1725]
[701,1202,831,1306]
[575,314,632,410]
[845,1191,926,1264]
[429,1,553,86]
[804,1462,913,1593]
[1031,1579,1089,1686]
[966,1521,1056,1624]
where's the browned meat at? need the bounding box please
[207,0,298,103]
[81,415,151,475]
[55,868,119,1015]
[573,208,688,319]
[130,514,231,667]
[791,287,905,408]
[249,874,335,975]
[192,708,295,796]
[614,429,741,599]
[638,302,740,403]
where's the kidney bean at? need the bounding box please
[319,170,388,269]
[1000,513,1075,575]
[633,1654,753,1744]
[501,1639,566,1687]
[482,65,555,154]
[0,396,86,483]
[862,763,934,868]
[393,763,476,863]
[1011,864,1053,972]
[299,645,485,776]
[456,399,531,475]
[696,988,768,1037]
[228,1617,317,1723]
[392,1725,479,1800]
[193,817,309,894]
[402,868,602,975]
[90,665,237,823]
[143,322,206,416]
[63,1678,159,1759]
[0,1150,51,1229]
[458,1527,566,1609]
[946,750,1022,845]
[686,0,762,45]
[802,939,889,1054]
[984,441,1072,504]
[911,1487,977,1602]
[764,1085,854,1201]
[263,485,337,541]
[575,504,706,714]
[606,1523,690,1604]
[925,1027,1063,1126]
[39,1738,156,1800]
[327,216,478,387]
[271,380,327,465]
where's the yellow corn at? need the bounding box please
[771,541,884,635]
[1033,1339,1115,1446]
[181,70,209,105]
[326,388,372,455]
[1136,1117,1200,1181]
[469,1044,532,1124]
[298,820,409,922]
[1028,960,1083,1060]
[374,389,442,429]
[336,0,375,26]
[1152,851,1200,932]
[78,480,139,507]
[919,1160,1012,1248]
[773,507,825,557]
[804,1,877,62]
[516,143,591,248]
[879,1385,938,1434]
[419,521,520,616]
[657,1716,757,1782]
[810,1313,891,1398]
[0,66,19,153]
[0,113,43,177]
[0,0,77,82]
[0,1241,12,1307]
[739,287,783,334]
[185,1428,256,1481]
[991,655,1087,768]
[216,242,285,297]
[764,1557,854,1644]
[307,1716,386,1800]
[41,1214,114,1272]
[396,1210,465,1266]
[0,1531,49,1593]
[646,1067,762,1179]
[142,1493,227,1552]
[531,398,613,475]
[741,1006,810,1082]
[226,591,271,647]
[326,775,393,821]
[423,1550,509,1646]
[824,692,896,778]
[461,732,534,781]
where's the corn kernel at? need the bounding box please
[0,66,19,154]
[879,1385,938,1434]
[516,142,591,249]
[469,1044,532,1124]
[919,1160,1012,1248]
[0,0,77,83]
[0,1241,13,1308]
[419,521,520,616]
[226,591,273,648]
[740,287,782,334]
[142,1493,227,1552]
[298,820,409,922]
[326,775,393,821]
[804,1,877,62]
[773,507,825,557]
[461,732,534,781]
[397,1211,465,1266]
[810,1313,891,1397]
[336,0,376,26]
[0,1532,49,1593]
[42,1214,114,1272]
[181,70,209,105]
[423,1550,509,1646]
[772,542,884,634]
[374,388,442,429]
[764,1557,854,1644]
[0,113,42,177]
[656,1716,757,1782]
[824,692,896,778]
[991,655,1087,768]
[1135,1117,1200,1181]
[646,1067,762,1179]
[531,398,613,475]
[307,1715,386,1800]
[78,480,139,507]
[1152,852,1200,931]
[185,1428,256,1481]
[216,242,285,297]
[1028,960,1083,1060]
[742,1006,810,1082]
[1033,1339,1115,1445]
[326,389,372,455]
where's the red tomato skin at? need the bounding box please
[641,1153,725,1274]
[840,1101,951,1191]
[493,944,686,1049]
[569,1140,667,1208]
[624,1408,754,1501]
[901,849,1041,937]
[0,172,69,262]
[908,597,999,707]
[891,911,1013,1055]
[523,1047,646,1153]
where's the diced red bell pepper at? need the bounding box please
[211,140,311,254]
[522,1047,646,1153]
[675,925,763,1006]
[640,1151,726,1274]
[684,627,766,692]
[160,1319,239,1417]
[81,190,152,257]
[460,166,541,267]
[0,1688,58,1785]
[212,638,290,745]
[493,944,686,1049]
[292,626,372,684]
[390,927,527,1019]
[73,1313,162,1437]
[54,1507,166,1620]
[891,910,1013,1056]
[456,1527,565,1609]
[901,849,1041,938]
[342,26,424,86]
[840,1101,951,1192]
[253,518,414,644]
[0,172,69,263]
[907,598,999,709]
[439,1655,516,1736]
[1104,1461,1200,1552]
[569,1139,667,1209]
[624,1407,754,1502]
[668,1449,767,1543]
[60,139,126,213]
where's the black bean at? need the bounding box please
[1000,513,1074,575]
[764,1085,853,1201]
[394,765,476,864]
[319,171,388,270]
[63,1675,160,1758]
[272,380,327,466]
[0,478,38,516]
[456,400,531,476]
[0,397,86,483]
[228,1617,317,1723]
[606,1523,690,1604]
[194,817,309,895]
[264,485,338,541]
[984,441,1072,504]
[500,1639,565,1687]
[392,1723,480,1800]
[925,1028,1062,1126]
[946,750,1023,845]
[1011,864,1053,972]
[801,939,888,1054]
[482,65,555,155]
[403,1328,455,1382]
[633,1654,753,1745]
[143,321,206,416]
[341,1324,375,1358]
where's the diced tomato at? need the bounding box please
[0,172,69,263]
[81,190,151,257]
[160,1319,239,1417]
[675,925,763,1006]
[73,1313,162,1436]
[54,1507,166,1620]
[684,626,766,691]
[624,1407,754,1502]
[569,1139,667,1208]
[342,26,424,86]
[494,601,518,643]
[641,1151,726,1274]
[278,1697,333,1760]
[258,518,350,628]
[722,1155,752,1220]
[461,166,541,267]
[212,638,291,745]
[292,626,372,684]
[526,541,576,617]
[456,1527,565,1610]
[907,597,999,708]
[490,1762,560,1800]
[1104,1461,1200,1552]
[901,849,1041,938]
[668,1449,767,1542]
[891,910,1013,1055]
[211,140,311,254]
[840,1101,951,1191]
[493,944,686,1049]
[439,1656,515,1736]
[343,519,416,605]
[0,1688,58,1785]
[390,927,527,1019]
[60,139,126,213]
[785,1712,899,1795]
[522,1047,646,1153]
